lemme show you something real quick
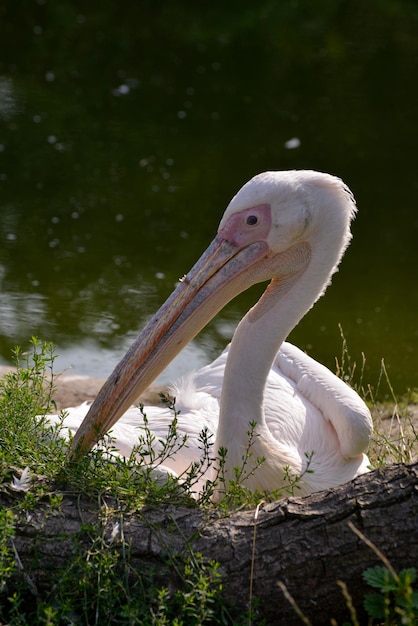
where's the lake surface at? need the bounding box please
[1,3,417,395]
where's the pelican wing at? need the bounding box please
[275,342,372,458]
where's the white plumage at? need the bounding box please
[52,170,373,498]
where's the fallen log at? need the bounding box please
[3,462,417,624]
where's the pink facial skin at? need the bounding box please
[218,204,272,248]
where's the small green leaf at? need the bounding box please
[398,567,416,586]
[364,592,385,619]
[363,566,384,589]
[363,566,396,591]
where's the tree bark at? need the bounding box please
[4,462,418,625]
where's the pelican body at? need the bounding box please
[62,171,372,497]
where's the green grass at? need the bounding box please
[0,337,417,625]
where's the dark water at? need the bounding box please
[1,2,417,394]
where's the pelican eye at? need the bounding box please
[246,215,258,226]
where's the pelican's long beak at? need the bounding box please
[69,233,270,454]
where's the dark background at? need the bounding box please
[1,1,417,394]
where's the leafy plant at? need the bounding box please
[2,516,232,625]
[363,566,418,625]
[0,509,15,593]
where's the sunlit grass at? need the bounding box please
[335,325,418,468]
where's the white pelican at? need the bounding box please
[56,170,373,497]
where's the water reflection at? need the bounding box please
[0,76,20,121]
[1,2,417,394]
[54,334,212,383]
[0,290,49,355]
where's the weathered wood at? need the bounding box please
[3,462,417,624]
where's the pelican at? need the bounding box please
[55,170,372,497]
